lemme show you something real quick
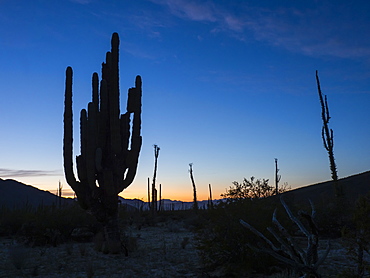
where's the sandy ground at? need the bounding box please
[0,222,202,278]
[0,222,368,278]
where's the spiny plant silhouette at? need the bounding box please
[315,70,342,197]
[207,183,213,209]
[275,158,281,196]
[148,144,161,214]
[63,32,142,254]
[189,163,198,211]
[240,197,330,277]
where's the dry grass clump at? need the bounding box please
[7,244,29,270]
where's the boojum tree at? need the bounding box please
[316,71,341,197]
[189,163,198,211]
[63,33,142,253]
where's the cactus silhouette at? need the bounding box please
[274,158,281,195]
[316,71,341,197]
[189,163,198,211]
[63,32,142,253]
[151,145,160,213]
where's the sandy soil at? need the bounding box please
[0,221,202,278]
[0,222,368,278]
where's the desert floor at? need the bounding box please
[0,218,368,278]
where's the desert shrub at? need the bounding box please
[8,244,29,270]
[121,233,139,253]
[222,176,289,200]
[0,205,35,235]
[85,260,95,278]
[339,192,370,277]
[0,202,98,245]
[181,236,190,249]
[196,197,293,276]
[314,196,353,238]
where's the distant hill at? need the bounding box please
[0,179,73,209]
[118,197,217,211]
[280,170,370,205]
[1,171,369,210]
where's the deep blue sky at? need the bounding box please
[1,0,370,201]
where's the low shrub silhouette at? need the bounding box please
[196,197,294,276]
[0,202,97,245]
[222,176,289,200]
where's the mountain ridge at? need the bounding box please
[1,170,369,209]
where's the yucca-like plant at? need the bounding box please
[240,197,330,277]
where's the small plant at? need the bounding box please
[181,237,190,249]
[269,269,298,278]
[64,242,74,255]
[93,231,105,252]
[31,265,39,276]
[86,260,95,278]
[196,197,280,275]
[79,243,87,256]
[8,244,28,270]
[341,192,370,277]
[121,232,139,253]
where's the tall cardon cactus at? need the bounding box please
[63,33,142,253]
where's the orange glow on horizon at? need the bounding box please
[55,188,212,202]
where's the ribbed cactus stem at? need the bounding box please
[109,33,121,154]
[92,72,99,112]
[63,67,78,188]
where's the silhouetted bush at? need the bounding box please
[222,176,289,200]
[313,196,353,238]
[0,202,98,245]
[196,197,295,276]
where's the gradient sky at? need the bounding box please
[1,0,370,202]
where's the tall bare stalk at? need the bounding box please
[189,163,198,211]
[316,71,342,197]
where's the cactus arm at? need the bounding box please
[63,66,79,189]
[118,76,142,192]
[76,109,87,183]
[120,112,130,153]
[92,72,99,112]
[86,102,98,190]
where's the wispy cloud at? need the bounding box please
[151,0,217,22]
[150,0,245,32]
[0,168,61,178]
[150,1,370,60]
[127,11,168,39]
[122,43,157,60]
[245,5,370,59]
